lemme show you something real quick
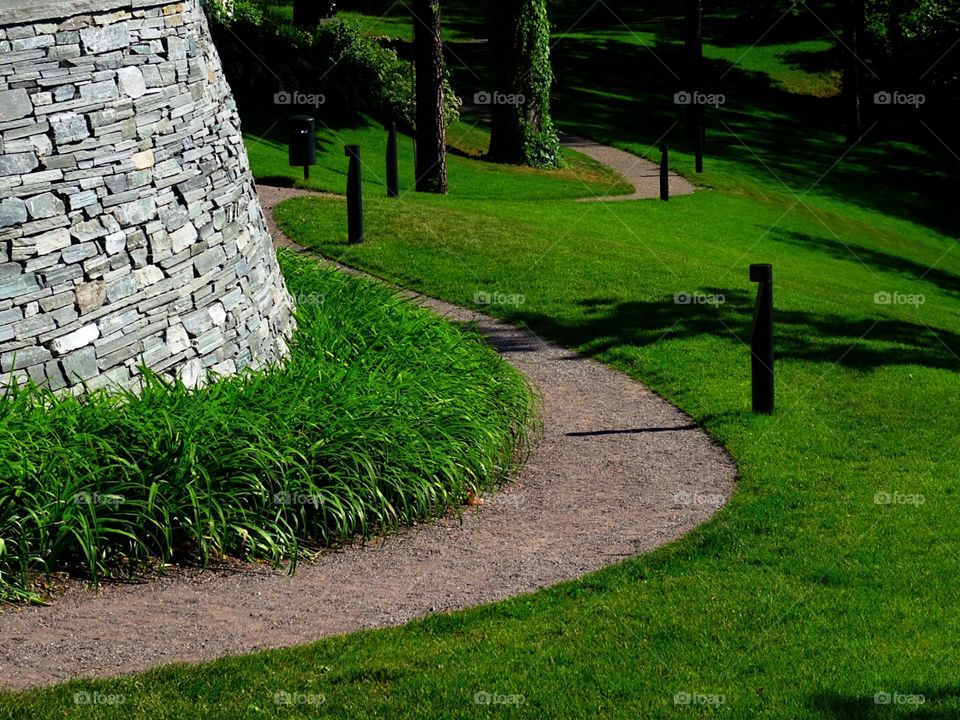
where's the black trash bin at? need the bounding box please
[293,2,337,28]
[288,115,316,179]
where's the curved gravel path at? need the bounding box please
[561,134,696,201]
[0,178,732,691]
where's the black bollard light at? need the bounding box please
[345,145,364,244]
[386,122,399,198]
[659,144,669,201]
[749,263,774,414]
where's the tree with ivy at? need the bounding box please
[488,0,562,168]
[412,0,448,194]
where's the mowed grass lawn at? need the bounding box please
[6,8,960,720]
[8,125,960,718]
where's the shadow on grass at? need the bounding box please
[770,229,960,296]
[256,176,297,188]
[550,24,960,238]
[508,288,960,373]
[809,689,960,718]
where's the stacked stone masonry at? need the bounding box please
[0,0,295,392]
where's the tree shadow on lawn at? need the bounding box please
[508,289,960,374]
[770,229,960,297]
[550,33,960,238]
[809,689,960,718]
[548,0,826,45]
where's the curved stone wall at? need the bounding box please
[0,0,294,392]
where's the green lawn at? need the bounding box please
[5,4,960,719]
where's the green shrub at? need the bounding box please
[206,4,460,130]
[0,253,533,603]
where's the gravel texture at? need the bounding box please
[0,181,734,691]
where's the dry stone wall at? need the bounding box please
[0,0,294,392]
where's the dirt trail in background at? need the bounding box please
[560,135,696,201]
[0,177,731,692]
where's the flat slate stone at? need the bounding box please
[0,153,39,177]
[80,21,129,54]
[49,112,89,145]
[24,192,64,220]
[60,346,98,381]
[79,80,119,103]
[0,273,39,300]
[0,198,28,228]
[50,323,99,354]
[0,89,33,123]
[0,345,52,373]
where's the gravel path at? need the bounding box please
[561,135,696,202]
[0,174,732,691]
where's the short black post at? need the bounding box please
[386,122,399,198]
[345,145,364,244]
[695,120,704,174]
[750,263,774,414]
[659,144,669,201]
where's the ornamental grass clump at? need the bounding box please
[0,252,534,603]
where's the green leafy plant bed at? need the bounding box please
[0,252,534,604]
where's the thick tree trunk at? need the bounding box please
[888,0,904,87]
[488,0,561,167]
[841,0,866,143]
[412,0,447,194]
[293,0,325,29]
[684,0,703,139]
[684,0,702,92]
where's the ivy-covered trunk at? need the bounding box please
[488,0,562,168]
[412,0,448,194]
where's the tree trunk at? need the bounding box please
[841,0,866,143]
[888,0,904,87]
[412,0,447,194]
[293,0,324,29]
[488,0,561,168]
[684,0,703,139]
